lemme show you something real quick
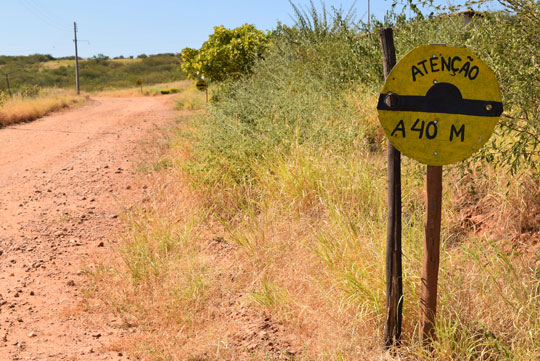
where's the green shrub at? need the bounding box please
[169,88,179,93]
[21,85,41,98]
[185,4,380,191]
[181,24,269,81]
[160,89,171,94]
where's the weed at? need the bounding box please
[0,89,85,127]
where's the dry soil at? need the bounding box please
[0,96,177,360]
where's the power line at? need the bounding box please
[18,0,70,32]
[24,0,71,30]
[74,22,80,95]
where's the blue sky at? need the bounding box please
[0,0,501,58]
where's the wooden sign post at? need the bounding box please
[196,78,209,103]
[379,27,403,349]
[421,164,442,340]
[377,43,503,345]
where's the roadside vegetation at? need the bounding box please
[0,53,186,126]
[0,53,185,92]
[0,88,85,127]
[96,80,188,97]
[95,79,209,111]
[181,24,269,81]
[92,1,539,360]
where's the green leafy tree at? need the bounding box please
[181,24,269,81]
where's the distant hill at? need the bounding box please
[0,53,186,92]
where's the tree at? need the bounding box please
[181,24,269,82]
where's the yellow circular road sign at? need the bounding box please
[196,79,208,92]
[377,45,503,166]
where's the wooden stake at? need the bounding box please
[420,165,442,342]
[5,73,13,98]
[379,27,403,349]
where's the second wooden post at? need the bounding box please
[420,165,442,342]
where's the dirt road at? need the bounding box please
[0,96,177,360]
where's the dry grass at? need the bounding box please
[95,87,155,98]
[450,164,540,243]
[39,57,141,70]
[174,83,209,111]
[108,58,143,64]
[89,94,540,360]
[0,89,86,127]
[39,59,75,70]
[95,80,200,99]
[95,79,208,112]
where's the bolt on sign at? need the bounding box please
[196,79,208,92]
[377,44,503,165]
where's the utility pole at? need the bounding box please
[74,21,80,95]
[5,73,13,98]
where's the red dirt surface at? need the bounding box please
[0,96,177,360]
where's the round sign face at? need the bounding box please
[377,45,503,166]
[196,79,208,92]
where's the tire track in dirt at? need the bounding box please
[0,96,177,361]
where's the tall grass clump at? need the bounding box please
[0,88,85,127]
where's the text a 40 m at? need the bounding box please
[390,118,465,142]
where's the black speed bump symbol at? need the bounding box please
[196,79,207,92]
[377,82,503,117]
